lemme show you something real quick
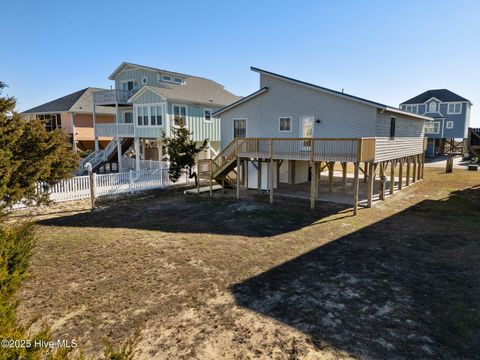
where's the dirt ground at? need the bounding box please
[13,167,480,359]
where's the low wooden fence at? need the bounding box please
[30,168,193,205]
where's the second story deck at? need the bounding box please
[93,89,134,106]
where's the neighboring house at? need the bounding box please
[199,67,431,213]
[399,89,472,157]
[86,62,241,172]
[22,88,115,151]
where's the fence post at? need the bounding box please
[129,170,134,193]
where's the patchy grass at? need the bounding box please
[13,168,480,359]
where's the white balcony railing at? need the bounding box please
[93,89,133,105]
[96,123,135,137]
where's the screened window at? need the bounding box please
[173,105,187,127]
[425,121,440,134]
[428,102,437,112]
[37,113,61,131]
[162,75,172,82]
[233,119,246,138]
[389,117,396,140]
[279,117,292,132]
[447,103,462,114]
[446,120,454,129]
[173,77,184,84]
[204,109,212,122]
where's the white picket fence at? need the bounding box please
[33,168,194,204]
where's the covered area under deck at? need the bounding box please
[198,137,427,215]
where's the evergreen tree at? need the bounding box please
[162,119,207,185]
[0,82,78,211]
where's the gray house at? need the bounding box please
[199,67,431,214]
[399,89,472,157]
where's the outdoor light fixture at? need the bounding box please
[316,118,321,124]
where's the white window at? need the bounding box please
[162,75,172,82]
[447,103,462,114]
[173,77,184,84]
[204,108,212,122]
[279,117,292,132]
[428,102,437,112]
[136,105,163,126]
[233,119,247,138]
[173,105,187,127]
[141,76,148,85]
[425,121,440,134]
[405,105,418,114]
[446,120,454,129]
[150,105,162,126]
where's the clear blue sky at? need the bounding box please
[2,0,479,126]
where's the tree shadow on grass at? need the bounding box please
[231,186,480,359]
[37,192,352,237]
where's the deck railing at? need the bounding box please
[93,89,133,105]
[96,123,135,137]
[238,138,376,162]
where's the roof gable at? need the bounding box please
[22,87,116,115]
[401,89,470,105]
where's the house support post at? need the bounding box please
[353,162,360,215]
[398,158,403,190]
[367,162,375,208]
[421,153,425,179]
[257,159,262,193]
[417,154,422,180]
[379,162,386,200]
[412,155,417,183]
[341,162,347,188]
[406,157,411,186]
[134,137,140,171]
[269,140,274,204]
[245,158,249,197]
[363,162,368,183]
[92,101,99,152]
[310,161,317,210]
[328,161,334,192]
[390,159,395,195]
[236,157,241,200]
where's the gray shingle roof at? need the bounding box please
[23,87,115,115]
[401,89,470,105]
[144,78,241,107]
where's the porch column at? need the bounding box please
[92,99,99,152]
[353,162,360,215]
[379,162,386,200]
[328,162,334,192]
[341,162,347,189]
[412,156,417,183]
[269,159,274,204]
[134,137,140,171]
[117,137,123,172]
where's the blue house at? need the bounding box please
[399,89,472,157]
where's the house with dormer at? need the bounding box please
[400,89,472,157]
[81,62,241,173]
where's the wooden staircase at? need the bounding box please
[198,139,244,188]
